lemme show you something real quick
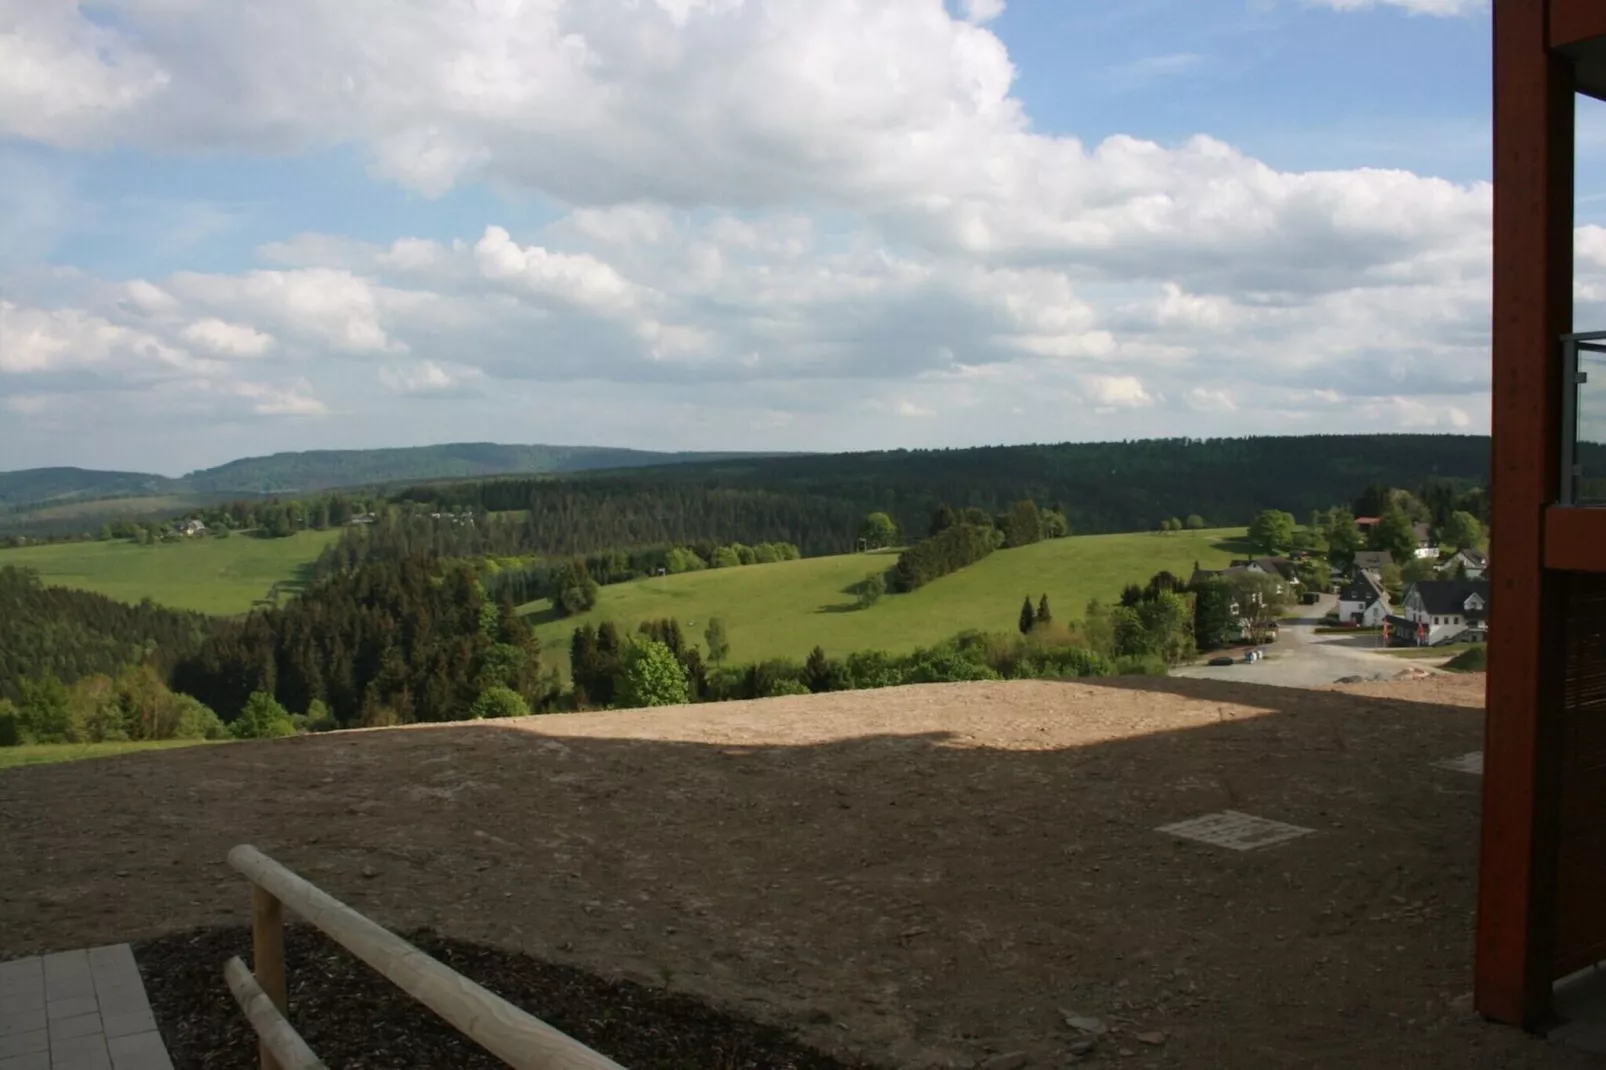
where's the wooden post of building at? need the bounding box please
[1478,0,1574,1029]
[253,886,288,1070]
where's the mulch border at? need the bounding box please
[135,924,882,1070]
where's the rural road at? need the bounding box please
[1172,594,1431,689]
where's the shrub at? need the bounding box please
[889,523,995,592]
[852,572,886,609]
[470,686,531,719]
[747,658,805,698]
[1445,646,1488,672]
[763,679,812,697]
[843,650,905,690]
[616,639,691,708]
[232,692,297,739]
[0,699,21,747]
[1114,654,1170,676]
[900,646,1000,684]
[173,696,229,739]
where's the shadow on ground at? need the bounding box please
[0,674,1586,1070]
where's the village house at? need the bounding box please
[1351,549,1394,572]
[1337,570,1389,626]
[1389,579,1490,647]
[179,518,207,537]
[1441,546,1488,579]
[1412,522,1439,559]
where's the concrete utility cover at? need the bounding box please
[1434,751,1484,775]
[1156,810,1315,851]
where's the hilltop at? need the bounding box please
[0,442,790,509]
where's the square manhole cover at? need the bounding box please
[1156,810,1315,851]
[1435,752,1483,775]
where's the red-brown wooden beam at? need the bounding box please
[1479,0,1574,1030]
[1549,0,1606,49]
[1545,507,1606,571]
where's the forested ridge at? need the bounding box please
[0,567,213,702]
[380,434,1491,559]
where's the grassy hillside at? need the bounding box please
[522,527,1249,672]
[0,740,221,771]
[0,530,339,615]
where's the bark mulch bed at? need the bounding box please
[136,924,881,1070]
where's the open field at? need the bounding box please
[3,671,1593,1068]
[523,528,1249,670]
[0,739,221,770]
[0,530,339,614]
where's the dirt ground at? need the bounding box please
[1,673,1599,1069]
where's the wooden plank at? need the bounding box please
[228,845,628,1070]
[225,957,328,1070]
[1478,0,1574,1030]
[1549,0,1606,49]
[253,887,287,1070]
[1545,507,1606,571]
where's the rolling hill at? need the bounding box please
[0,442,798,532]
[0,530,341,614]
[520,527,1250,673]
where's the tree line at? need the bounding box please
[170,556,559,731]
[0,567,213,702]
[371,435,1489,560]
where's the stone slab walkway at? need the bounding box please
[0,946,172,1070]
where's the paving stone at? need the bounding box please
[0,1010,46,1038]
[99,1012,156,1042]
[49,1033,111,1070]
[84,948,134,974]
[0,959,42,988]
[90,989,148,1020]
[46,997,99,1023]
[0,1052,50,1070]
[108,1032,174,1070]
[0,986,45,1013]
[0,1031,47,1060]
[49,1012,104,1043]
[41,952,93,1003]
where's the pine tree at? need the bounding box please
[1019,596,1036,635]
[804,646,832,693]
[1036,594,1052,626]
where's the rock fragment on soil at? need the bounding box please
[980,1053,1028,1070]
[1061,1012,1107,1035]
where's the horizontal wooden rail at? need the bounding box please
[228,844,627,1070]
[224,957,327,1070]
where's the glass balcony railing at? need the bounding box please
[1562,332,1606,505]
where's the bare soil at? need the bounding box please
[1,673,1597,1069]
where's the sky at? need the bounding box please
[2,0,1605,477]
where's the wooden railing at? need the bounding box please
[225,844,628,1070]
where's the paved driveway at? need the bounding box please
[1172,594,1427,689]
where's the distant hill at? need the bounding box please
[0,443,799,531]
[0,468,186,511]
[178,442,796,495]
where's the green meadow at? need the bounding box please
[524,527,1250,671]
[0,530,340,615]
[0,739,224,771]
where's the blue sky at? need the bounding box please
[1,0,1596,476]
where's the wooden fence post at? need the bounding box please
[253,886,287,1070]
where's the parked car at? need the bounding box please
[1208,656,1235,667]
